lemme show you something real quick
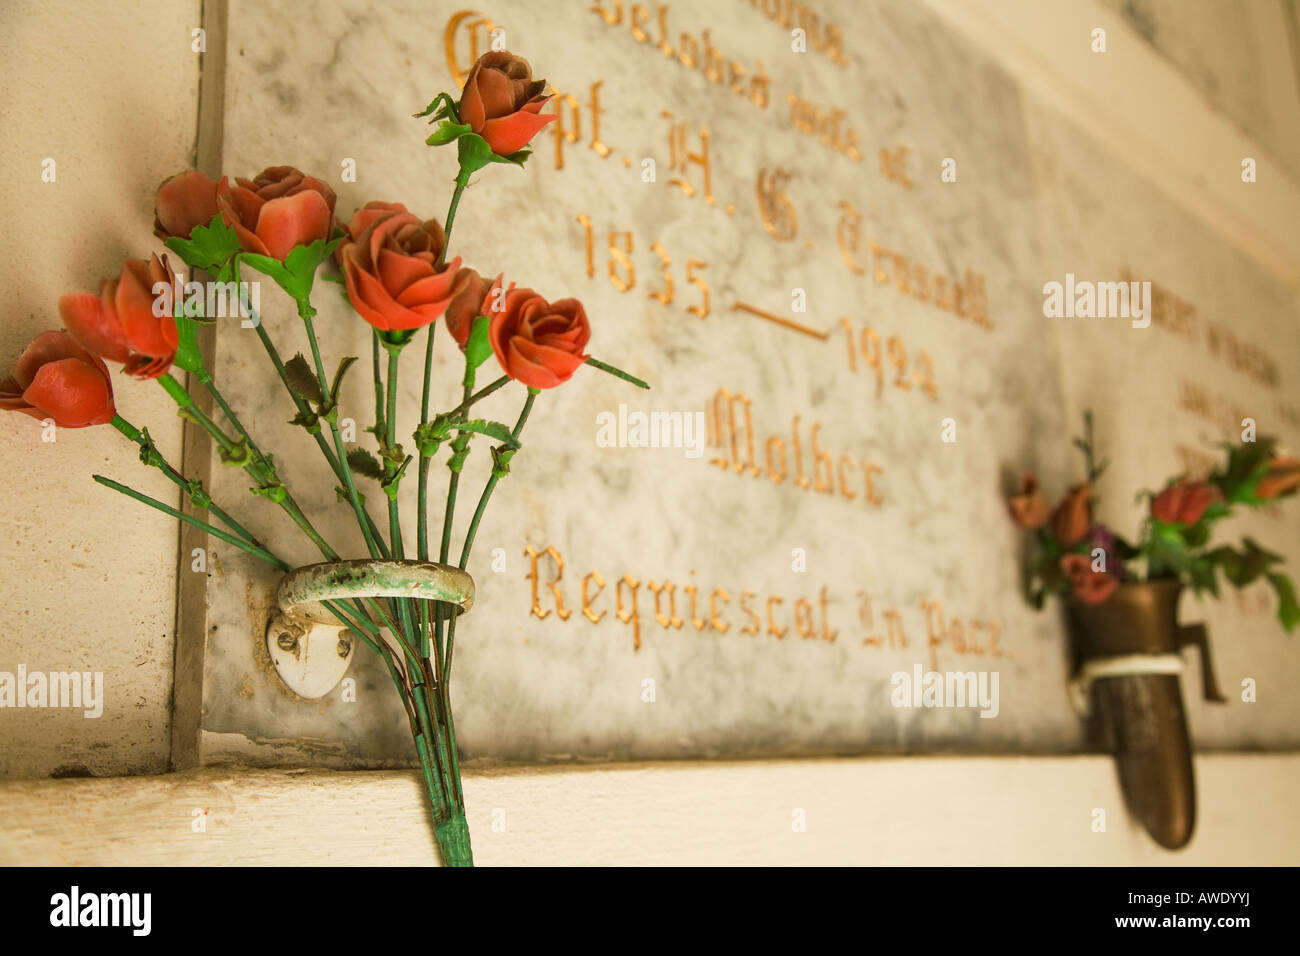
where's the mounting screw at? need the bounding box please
[337,635,353,658]
[277,631,298,651]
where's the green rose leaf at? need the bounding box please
[464,315,493,370]
[283,353,325,406]
[164,213,242,273]
[1265,572,1300,633]
[454,418,521,448]
[346,448,386,481]
[328,356,358,413]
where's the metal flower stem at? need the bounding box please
[155,373,337,561]
[109,414,262,550]
[445,389,538,678]
[297,300,385,561]
[247,309,390,557]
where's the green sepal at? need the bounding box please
[377,327,418,350]
[335,485,365,507]
[170,309,208,376]
[464,315,493,370]
[456,132,532,177]
[164,214,242,273]
[446,435,472,473]
[380,455,413,499]
[288,408,322,435]
[427,121,472,147]
[240,236,345,305]
[415,92,459,123]
[250,482,287,504]
[490,444,516,479]
[218,441,252,468]
[186,479,212,510]
[135,427,165,470]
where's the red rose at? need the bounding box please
[0,330,115,428]
[489,286,590,389]
[1061,553,1118,604]
[218,166,336,261]
[459,51,557,155]
[338,203,462,333]
[1008,471,1050,530]
[444,268,494,348]
[1256,457,1300,500]
[1151,478,1221,524]
[1050,484,1092,547]
[153,169,220,242]
[58,254,179,379]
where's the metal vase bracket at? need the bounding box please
[267,559,475,700]
[1065,579,1226,850]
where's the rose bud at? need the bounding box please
[58,254,179,379]
[0,330,115,428]
[489,287,591,389]
[1008,471,1050,530]
[444,267,494,348]
[1061,553,1118,605]
[1050,483,1092,547]
[1255,456,1300,500]
[217,165,336,261]
[338,203,462,333]
[153,169,220,242]
[1151,477,1221,524]
[458,51,557,155]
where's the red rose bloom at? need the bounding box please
[154,169,220,242]
[1061,553,1118,605]
[1151,478,1221,525]
[58,254,179,379]
[1050,484,1093,547]
[218,166,336,261]
[0,330,115,428]
[459,52,557,155]
[444,268,494,348]
[1255,457,1300,500]
[1008,471,1050,530]
[489,286,590,389]
[337,202,462,333]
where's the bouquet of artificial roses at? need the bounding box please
[1,50,644,867]
[1007,413,1300,629]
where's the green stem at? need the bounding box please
[417,324,437,565]
[249,317,390,557]
[441,375,509,421]
[157,372,341,563]
[437,180,467,269]
[110,414,261,548]
[585,355,650,389]
[447,389,537,679]
[93,475,289,571]
[300,303,384,560]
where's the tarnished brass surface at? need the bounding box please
[1066,580,1212,850]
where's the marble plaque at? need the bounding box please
[196,0,1300,768]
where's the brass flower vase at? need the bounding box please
[1064,579,1225,850]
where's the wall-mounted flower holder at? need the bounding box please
[266,559,475,700]
[1065,579,1226,849]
